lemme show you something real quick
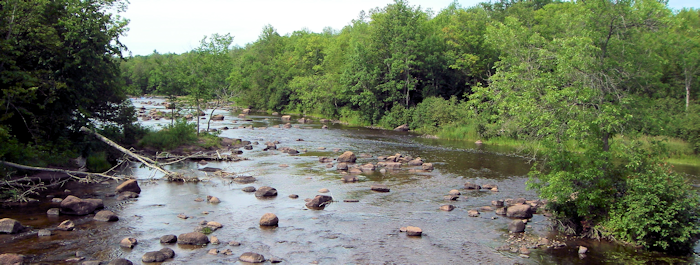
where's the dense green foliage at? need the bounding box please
[0,0,134,167]
[120,0,700,253]
[137,120,199,150]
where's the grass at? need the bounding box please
[138,119,221,151]
[429,123,700,166]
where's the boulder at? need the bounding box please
[241,186,256,192]
[234,176,256,184]
[405,226,422,236]
[211,114,225,121]
[464,182,481,190]
[115,179,141,194]
[255,186,278,197]
[319,157,333,163]
[305,195,333,209]
[259,213,279,226]
[491,200,505,207]
[0,254,24,265]
[482,184,498,190]
[578,246,588,254]
[337,151,357,163]
[93,210,119,222]
[468,209,480,217]
[279,147,299,154]
[289,194,299,199]
[383,162,402,170]
[297,117,309,123]
[281,115,291,121]
[495,207,507,216]
[206,221,223,230]
[394,124,409,131]
[47,208,60,216]
[508,220,526,233]
[57,220,75,231]
[208,196,221,203]
[348,168,362,174]
[421,163,434,171]
[506,204,533,219]
[159,248,175,259]
[239,252,265,263]
[120,237,137,248]
[407,158,423,166]
[318,188,330,193]
[371,184,390,192]
[160,234,177,244]
[448,189,461,196]
[440,205,455,211]
[242,108,251,114]
[208,249,219,255]
[142,251,167,263]
[0,218,23,234]
[211,235,220,245]
[177,232,209,245]
[341,175,358,182]
[60,195,104,215]
[360,163,375,171]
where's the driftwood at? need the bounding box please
[80,126,180,179]
[1,161,121,181]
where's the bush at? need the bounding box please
[530,139,700,254]
[138,120,198,150]
[378,104,413,129]
[410,96,469,134]
[86,151,111,172]
[603,143,700,253]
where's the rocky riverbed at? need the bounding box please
[0,98,696,264]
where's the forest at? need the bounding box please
[2,0,700,255]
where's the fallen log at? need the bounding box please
[1,161,120,181]
[80,126,179,178]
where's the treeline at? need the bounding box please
[121,0,700,253]
[121,0,699,151]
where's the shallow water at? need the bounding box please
[0,98,698,264]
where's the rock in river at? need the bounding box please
[259,213,279,226]
[142,251,167,263]
[464,182,481,190]
[370,184,390,192]
[337,151,357,163]
[508,220,526,233]
[440,205,455,211]
[115,179,141,194]
[57,220,75,231]
[93,210,118,222]
[255,186,278,197]
[178,232,209,245]
[239,252,265,263]
[0,254,25,265]
[241,186,256,192]
[60,195,103,215]
[506,204,533,219]
[305,195,333,209]
[0,218,23,234]
[406,226,422,236]
[120,237,137,248]
[160,234,177,244]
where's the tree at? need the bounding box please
[0,0,131,161]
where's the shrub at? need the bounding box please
[86,151,111,172]
[138,120,198,150]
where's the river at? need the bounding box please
[0,98,698,264]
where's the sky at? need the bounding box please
[119,0,700,56]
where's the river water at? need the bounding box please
[0,98,698,264]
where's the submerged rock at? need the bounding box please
[440,205,455,211]
[120,237,137,248]
[241,186,256,192]
[57,220,75,231]
[370,184,390,192]
[464,182,481,190]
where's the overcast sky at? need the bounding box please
[119,0,700,56]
